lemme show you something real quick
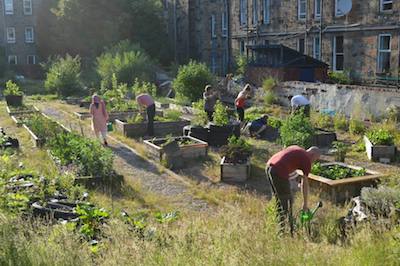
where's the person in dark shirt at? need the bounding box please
[248,115,268,138]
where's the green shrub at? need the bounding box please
[333,114,348,131]
[213,101,229,126]
[192,99,208,126]
[23,114,63,140]
[97,41,154,92]
[366,128,395,146]
[235,55,248,75]
[44,55,82,98]
[280,113,314,148]
[328,70,352,84]
[313,113,332,129]
[349,119,366,135]
[173,60,215,102]
[264,90,277,105]
[268,117,282,129]
[220,136,252,163]
[332,141,348,162]
[262,77,277,91]
[4,80,22,96]
[102,74,132,112]
[361,186,400,216]
[132,78,157,97]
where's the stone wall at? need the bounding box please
[276,81,400,119]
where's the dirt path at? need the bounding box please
[36,103,210,212]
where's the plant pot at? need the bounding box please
[208,123,240,147]
[5,95,23,107]
[32,201,79,220]
[23,124,45,148]
[263,125,280,142]
[220,156,251,182]
[183,125,209,142]
[364,136,396,163]
[312,128,337,147]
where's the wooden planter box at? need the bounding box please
[220,157,251,182]
[155,101,170,109]
[299,162,383,204]
[5,95,23,107]
[364,136,396,162]
[143,136,208,167]
[208,123,241,147]
[6,105,39,116]
[11,115,24,127]
[23,124,45,148]
[115,119,190,138]
[64,98,83,105]
[74,110,138,121]
[312,128,337,147]
[79,101,91,108]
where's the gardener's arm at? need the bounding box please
[301,175,309,211]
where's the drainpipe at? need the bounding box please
[174,0,177,63]
[320,0,323,61]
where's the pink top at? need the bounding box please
[136,94,154,107]
[90,101,109,133]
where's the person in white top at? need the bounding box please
[289,95,310,116]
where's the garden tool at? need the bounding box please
[300,201,323,225]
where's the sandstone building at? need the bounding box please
[167,0,400,83]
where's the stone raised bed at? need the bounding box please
[299,162,383,204]
[220,157,251,182]
[115,119,190,138]
[143,136,208,168]
[364,136,396,163]
[6,105,39,116]
[312,128,337,147]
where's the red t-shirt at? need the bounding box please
[267,145,311,179]
[235,91,246,108]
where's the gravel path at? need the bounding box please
[39,105,209,211]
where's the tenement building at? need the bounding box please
[167,0,400,83]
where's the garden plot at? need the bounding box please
[6,105,39,116]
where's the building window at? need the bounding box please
[252,0,258,25]
[27,55,36,65]
[264,39,270,46]
[240,40,245,55]
[380,0,392,11]
[263,0,270,24]
[4,0,13,15]
[6,27,15,43]
[23,0,32,15]
[8,55,17,65]
[298,0,306,20]
[25,27,34,43]
[222,12,228,37]
[314,0,321,19]
[313,36,321,60]
[298,38,305,54]
[211,15,216,38]
[211,53,217,74]
[240,0,247,26]
[333,36,344,71]
[377,34,391,73]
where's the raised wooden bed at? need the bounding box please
[23,124,45,148]
[364,136,396,162]
[11,115,24,127]
[143,136,208,167]
[6,105,39,116]
[115,119,190,138]
[220,157,251,182]
[74,110,139,121]
[312,128,337,147]
[207,123,241,147]
[299,162,383,204]
[64,97,83,105]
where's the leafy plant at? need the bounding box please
[280,113,314,148]
[23,114,63,140]
[333,114,348,131]
[213,101,229,126]
[75,203,109,240]
[366,128,395,146]
[132,78,157,97]
[311,162,366,180]
[328,70,352,84]
[173,60,215,102]
[312,112,332,129]
[220,136,252,164]
[4,80,23,96]
[127,113,144,124]
[192,99,208,126]
[155,211,180,224]
[332,141,348,162]
[44,55,82,98]
[267,117,282,129]
[262,77,278,105]
[235,55,248,76]
[262,77,277,92]
[349,119,366,136]
[361,186,400,216]
[264,90,277,105]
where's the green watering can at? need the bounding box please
[107,122,113,132]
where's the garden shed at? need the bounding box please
[245,44,329,86]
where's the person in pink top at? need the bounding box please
[136,93,155,136]
[89,94,109,146]
[266,145,320,234]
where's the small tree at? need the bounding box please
[235,55,248,76]
[44,55,82,98]
[213,101,229,126]
[173,60,215,102]
[280,113,315,148]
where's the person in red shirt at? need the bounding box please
[266,145,321,233]
[235,84,252,124]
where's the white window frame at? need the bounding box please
[27,55,36,65]
[298,38,305,54]
[263,0,270,24]
[314,0,321,19]
[211,15,216,38]
[222,12,228,37]
[8,55,17,65]
[23,0,32,15]
[252,0,258,25]
[377,34,391,73]
[240,0,247,26]
[6,27,15,43]
[333,36,344,71]
[25,27,34,43]
[313,36,321,60]
[298,0,306,20]
[380,0,393,11]
[4,0,13,15]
